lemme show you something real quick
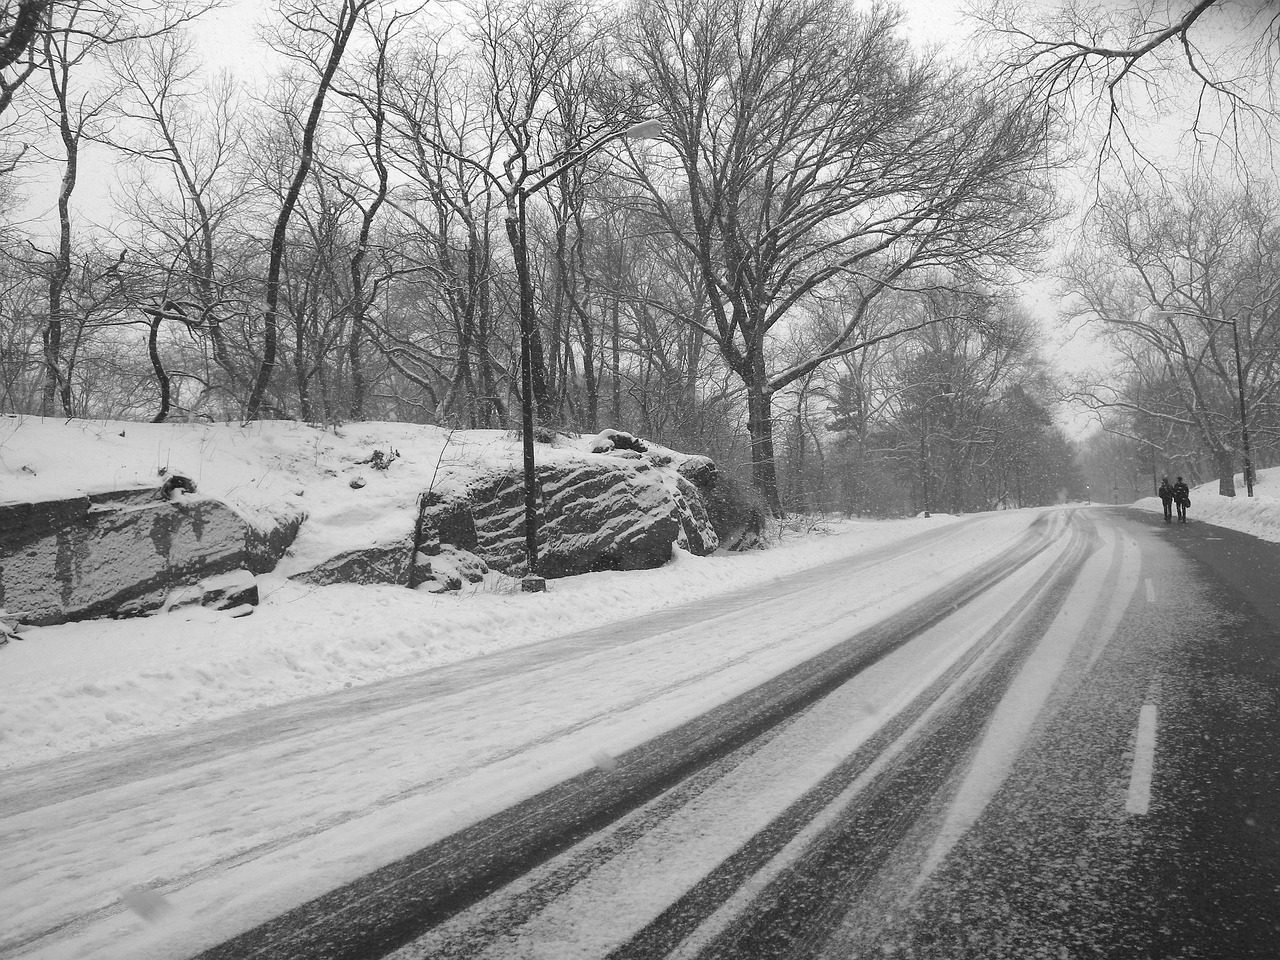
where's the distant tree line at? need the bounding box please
[1066,176,1280,500]
[0,0,1078,516]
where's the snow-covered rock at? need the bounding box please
[420,450,720,579]
[587,429,649,455]
[161,570,258,613]
[413,544,489,593]
[0,490,296,625]
[290,539,412,587]
[0,418,741,616]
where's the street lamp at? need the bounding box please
[1154,307,1254,498]
[506,118,664,592]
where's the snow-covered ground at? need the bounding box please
[0,415,1275,772]
[3,415,1279,960]
[0,416,964,771]
[0,513,971,770]
[4,509,1048,960]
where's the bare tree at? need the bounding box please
[382,34,513,428]
[244,0,381,420]
[106,32,251,416]
[975,0,1280,163]
[622,0,1055,511]
[0,0,46,71]
[1064,177,1280,494]
[322,2,422,420]
[0,0,45,159]
[27,0,213,416]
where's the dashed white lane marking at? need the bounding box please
[1145,578,1155,603]
[1126,702,1158,815]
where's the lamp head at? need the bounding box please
[623,119,664,141]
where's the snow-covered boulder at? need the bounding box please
[413,543,489,593]
[290,539,413,587]
[419,446,720,579]
[0,489,298,625]
[0,419,747,617]
[587,429,649,455]
[162,569,259,614]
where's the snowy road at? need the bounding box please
[6,506,1280,959]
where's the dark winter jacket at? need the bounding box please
[1172,481,1190,506]
[1158,481,1174,503]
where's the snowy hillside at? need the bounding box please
[0,416,700,577]
[3,416,1279,774]
[0,416,941,769]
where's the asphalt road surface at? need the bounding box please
[182,506,1280,960]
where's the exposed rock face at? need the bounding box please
[163,569,260,614]
[419,448,721,579]
[677,455,718,489]
[697,466,767,551]
[196,569,260,610]
[291,539,412,588]
[0,490,299,625]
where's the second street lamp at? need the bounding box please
[506,119,664,592]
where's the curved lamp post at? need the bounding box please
[507,119,664,592]
[1154,307,1254,498]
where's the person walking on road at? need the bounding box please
[1173,476,1191,523]
[1158,477,1174,522]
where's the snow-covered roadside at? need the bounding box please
[3,510,1047,960]
[1131,466,1280,542]
[0,514,966,770]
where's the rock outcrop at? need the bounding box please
[163,569,260,617]
[698,467,768,551]
[0,426,755,622]
[0,489,299,625]
[417,446,721,580]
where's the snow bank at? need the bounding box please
[0,410,973,769]
[0,516,965,768]
[0,417,517,545]
[1131,466,1280,542]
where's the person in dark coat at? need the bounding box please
[1158,477,1174,522]
[1172,476,1191,523]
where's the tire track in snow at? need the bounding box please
[1,516,992,817]
[191,516,1069,960]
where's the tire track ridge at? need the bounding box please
[684,521,1099,959]
[190,520,1066,960]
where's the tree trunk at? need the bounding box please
[1215,446,1237,497]
[609,295,621,427]
[746,375,781,515]
[43,45,76,418]
[246,0,363,421]
[0,0,47,71]
[148,314,171,422]
[294,298,311,421]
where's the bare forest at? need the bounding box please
[2,0,1092,517]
